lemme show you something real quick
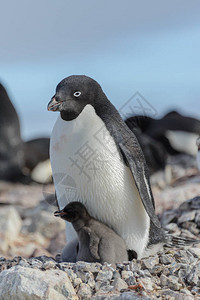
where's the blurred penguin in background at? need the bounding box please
[0,83,26,182]
[126,111,200,173]
[0,82,51,183]
[196,136,200,170]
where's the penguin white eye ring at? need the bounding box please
[73,91,81,97]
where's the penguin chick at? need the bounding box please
[54,202,128,264]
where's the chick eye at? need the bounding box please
[73,91,81,97]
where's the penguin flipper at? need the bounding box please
[83,227,100,260]
[118,136,161,228]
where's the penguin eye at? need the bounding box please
[73,91,81,97]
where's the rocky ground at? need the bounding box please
[0,155,200,299]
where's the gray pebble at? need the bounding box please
[121,270,133,280]
[125,276,137,286]
[73,277,82,288]
[111,278,128,291]
[112,270,121,280]
[186,263,200,286]
[160,274,182,291]
[141,256,159,270]
[159,254,174,265]
[96,270,113,282]
[65,269,77,282]
[42,260,56,270]
[77,283,92,299]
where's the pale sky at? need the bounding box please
[1,0,200,139]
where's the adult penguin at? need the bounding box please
[0,83,25,181]
[48,75,165,260]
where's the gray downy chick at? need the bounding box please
[54,201,128,264]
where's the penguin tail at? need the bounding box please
[164,234,200,248]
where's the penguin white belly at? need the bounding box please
[50,104,150,258]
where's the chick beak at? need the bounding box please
[54,210,66,217]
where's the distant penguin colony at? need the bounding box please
[54,202,128,264]
[48,75,166,260]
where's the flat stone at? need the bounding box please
[160,274,182,291]
[73,277,82,287]
[167,275,182,291]
[65,269,77,282]
[139,277,153,291]
[149,264,163,275]
[127,261,140,272]
[141,256,159,270]
[77,283,92,299]
[137,269,152,277]
[73,262,101,273]
[112,292,151,299]
[28,258,43,269]
[186,263,200,286]
[96,270,113,282]
[95,280,113,292]
[160,274,168,286]
[112,278,128,291]
[112,270,121,280]
[42,260,56,270]
[124,276,137,286]
[161,289,194,300]
[121,270,133,280]
[0,265,78,299]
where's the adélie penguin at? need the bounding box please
[54,201,128,264]
[48,75,166,259]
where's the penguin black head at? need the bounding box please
[47,75,105,121]
[54,201,90,223]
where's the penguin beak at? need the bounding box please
[47,97,63,111]
[54,210,66,217]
